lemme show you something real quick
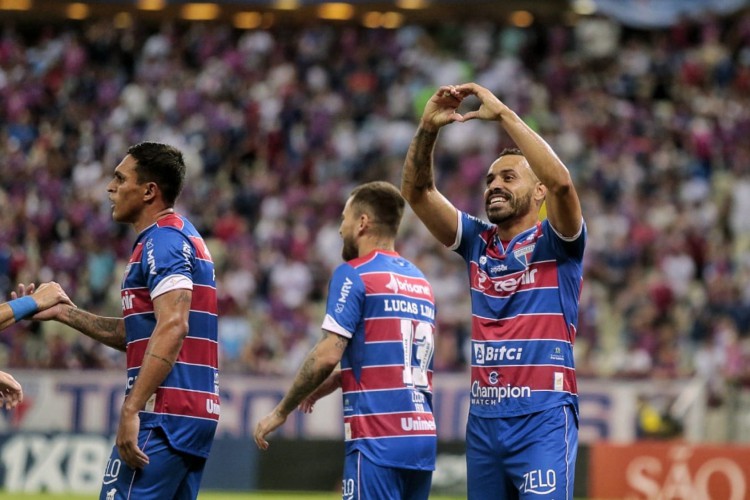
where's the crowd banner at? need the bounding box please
[2,370,706,443]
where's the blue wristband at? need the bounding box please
[8,296,38,321]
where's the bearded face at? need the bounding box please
[485,185,534,225]
[341,232,358,261]
[339,197,360,261]
[483,155,541,227]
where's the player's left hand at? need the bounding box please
[254,410,287,450]
[116,410,150,469]
[0,371,23,410]
[452,82,509,122]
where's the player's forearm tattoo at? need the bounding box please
[404,127,438,192]
[64,308,127,351]
[333,335,348,353]
[277,338,339,416]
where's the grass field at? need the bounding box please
[0,492,466,499]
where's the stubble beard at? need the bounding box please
[486,191,533,226]
[341,238,358,262]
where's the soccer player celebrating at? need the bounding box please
[402,83,585,499]
[254,181,438,500]
[23,142,219,499]
[0,281,74,409]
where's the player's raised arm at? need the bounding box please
[456,82,582,238]
[401,85,463,247]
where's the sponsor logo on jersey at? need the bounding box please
[474,344,524,364]
[121,291,135,312]
[400,416,436,432]
[206,399,220,416]
[471,381,531,405]
[489,264,508,273]
[146,239,157,275]
[474,267,538,293]
[182,240,192,269]
[337,277,353,309]
[385,273,431,297]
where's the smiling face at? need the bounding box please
[484,155,539,226]
[106,154,147,225]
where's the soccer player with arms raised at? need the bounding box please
[255,181,438,500]
[402,82,585,499]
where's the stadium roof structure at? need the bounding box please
[0,0,571,28]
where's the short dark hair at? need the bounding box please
[349,181,405,237]
[498,147,523,158]
[127,142,186,206]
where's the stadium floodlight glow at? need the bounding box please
[362,11,382,28]
[395,0,428,9]
[66,2,89,19]
[381,11,404,29]
[181,3,220,20]
[234,11,263,29]
[114,12,133,29]
[510,10,533,28]
[317,2,354,20]
[0,0,32,10]
[274,0,299,10]
[572,0,597,15]
[137,0,165,11]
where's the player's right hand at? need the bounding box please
[254,409,287,450]
[420,85,466,132]
[11,282,76,320]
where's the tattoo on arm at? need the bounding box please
[333,335,348,353]
[173,291,192,306]
[404,127,439,193]
[278,333,346,416]
[64,308,126,351]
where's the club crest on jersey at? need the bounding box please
[513,243,535,266]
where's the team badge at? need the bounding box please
[513,243,535,266]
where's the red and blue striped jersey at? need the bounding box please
[121,213,219,458]
[451,212,586,418]
[321,250,437,471]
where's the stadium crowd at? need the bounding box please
[1,10,750,408]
